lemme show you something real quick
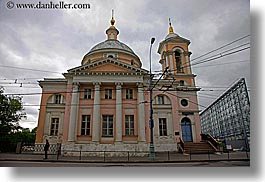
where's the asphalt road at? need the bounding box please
[0,160,250,167]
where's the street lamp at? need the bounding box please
[149,37,155,160]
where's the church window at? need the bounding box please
[159,118,167,136]
[181,99,189,107]
[125,115,134,136]
[126,88,133,99]
[131,60,134,65]
[84,88,92,99]
[157,95,165,104]
[175,51,182,72]
[81,115,90,135]
[109,32,115,39]
[50,118,59,136]
[180,80,185,86]
[102,115,113,137]
[105,89,112,99]
[54,94,61,104]
[108,55,114,58]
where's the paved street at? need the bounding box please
[0,160,250,167]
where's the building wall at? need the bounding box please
[36,81,67,143]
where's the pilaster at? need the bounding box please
[92,82,101,143]
[115,82,123,143]
[137,83,146,142]
[68,82,80,142]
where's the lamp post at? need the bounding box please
[149,37,155,160]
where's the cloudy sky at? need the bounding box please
[0,0,250,130]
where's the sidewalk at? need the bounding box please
[0,151,250,163]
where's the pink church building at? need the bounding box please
[35,15,201,153]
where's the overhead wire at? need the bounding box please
[0,64,63,74]
[193,60,250,68]
[190,34,250,62]
[191,42,250,64]
[164,45,250,74]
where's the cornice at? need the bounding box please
[66,58,148,75]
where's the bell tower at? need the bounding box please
[157,19,194,86]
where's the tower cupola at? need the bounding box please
[157,18,192,79]
[106,10,119,40]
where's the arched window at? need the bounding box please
[157,95,165,105]
[174,51,182,72]
[48,94,64,104]
[54,94,62,104]
[108,55,114,58]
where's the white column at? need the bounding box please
[115,82,123,143]
[137,83,146,142]
[167,112,174,142]
[191,120,197,142]
[59,112,64,136]
[185,55,191,74]
[169,54,174,71]
[92,82,101,143]
[68,82,80,142]
[165,56,169,68]
[44,112,50,136]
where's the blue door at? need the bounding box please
[181,117,193,142]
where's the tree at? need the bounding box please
[0,87,26,152]
[31,126,38,134]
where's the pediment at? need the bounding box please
[67,58,148,74]
[88,63,130,72]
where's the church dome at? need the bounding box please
[89,40,135,54]
[81,11,141,67]
[83,39,140,63]
[165,33,179,40]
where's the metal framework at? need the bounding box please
[200,78,250,150]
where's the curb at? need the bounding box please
[0,158,250,164]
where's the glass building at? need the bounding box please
[200,78,250,150]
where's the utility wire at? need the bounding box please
[155,44,250,74]
[191,34,250,62]
[190,43,250,66]
[193,60,250,68]
[166,45,250,73]
[0,35,250,81]
[10,102,146,107]
[0,65,63,74]
[151,67,168,90]
[2,84,251,96]
[2,86,149,96]
[153,87,208,109]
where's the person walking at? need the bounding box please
[44,139,50,159]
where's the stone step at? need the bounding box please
[183,142,216,154]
